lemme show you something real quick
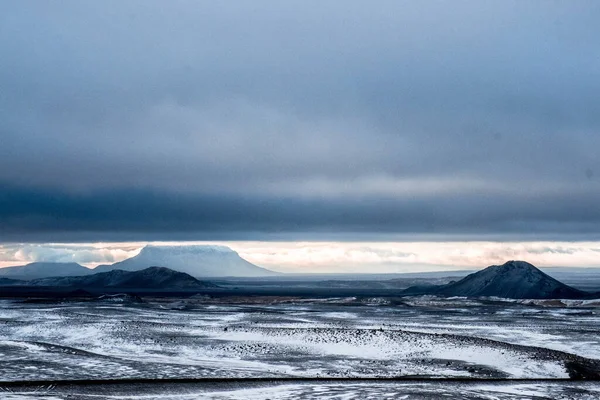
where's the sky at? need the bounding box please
[1,2,600,271]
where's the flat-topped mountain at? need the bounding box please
[404,260,589,299]
[30,266,216,290]
[93,245,278,278]
[0,262,92,280]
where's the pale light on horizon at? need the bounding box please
[2,241,600,273]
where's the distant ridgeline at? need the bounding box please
[0,253,598,299]
[0,262,92,280]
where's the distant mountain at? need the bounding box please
[540,267,600,292]
[403,261,590,299]
[0,277,25,286]
[0,262,92,280]
[93,245,278,278]
[30,267,217,290]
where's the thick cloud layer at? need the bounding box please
[1,1,599,241]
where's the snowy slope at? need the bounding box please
[93,245,278,278]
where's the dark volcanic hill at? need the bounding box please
[0,262,92,280]
[93,245,278,278]
[404,261,590,299]
[30,267,217,290]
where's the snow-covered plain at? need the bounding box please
[1,296,599,398]
[3,381,600,400]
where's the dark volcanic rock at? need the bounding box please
[65,288,95,297]
[402,261,591,299]
[437,261,588,299]
[29,266,217,291]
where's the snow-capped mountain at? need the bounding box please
[93,245,278,278]
[0,262,93,280]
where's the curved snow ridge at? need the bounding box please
[208,326,573,379]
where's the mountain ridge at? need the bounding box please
[29,266,217,290]
[0,277,25,286]
[0,262,92,280]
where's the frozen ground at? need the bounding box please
[2,381,600,400]
[1,295,599,398]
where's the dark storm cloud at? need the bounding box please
[1,1,600,241]
[3,183,600,242]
